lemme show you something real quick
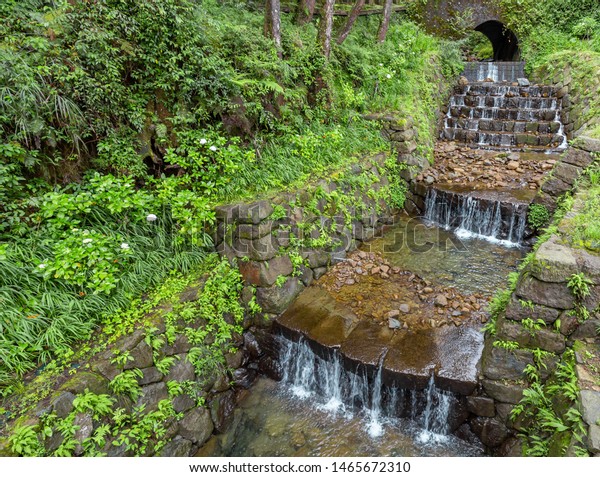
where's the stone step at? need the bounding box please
[454,84,557,98]
[445,118,562,134]
[442,128,564,148]
[449,95,559,110]
[449,106,559,122]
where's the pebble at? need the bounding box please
[388,318,402,330]
[386,310,400,319]
[434,294,448,307]
[399,304,410,314]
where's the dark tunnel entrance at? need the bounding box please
[475,21,520,61]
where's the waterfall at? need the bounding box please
[279,337,454,441]
[417,375,452,444]
[424,188,527,247]
[444,64,567,151]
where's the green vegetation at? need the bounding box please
[0,1,460,393]
[499,0,600,138]
[512,350,587,456]
[527,204,550,231]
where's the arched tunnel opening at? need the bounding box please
[475,20,520,61]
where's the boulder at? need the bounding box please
[166,355,195,382]
[515,275,574,310]
[159,438,192,457]
[256,277,304,314]
[504,296,560,324]
[238,256,293,287]
[178,408,214,445]
[466,396,496,417]
[496,319,565,354]
[137,367,164,386]
[580,390,600,426]
[124,340,153,370]
[51,392,75,419]
[482,345,533,380]
[529,239,578,283]
[136,382,169,411]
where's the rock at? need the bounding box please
[507,161,519,170]
[166,355,195,382]
[572,136,600,153]
[517,78,530,87]
[458,76,469,86]
[232,368,258,389]
[467,396,496,417]
[482,345,533,380]
[73,413,94,456]
[496,319,566,354]
[504,296,560,324]
[570,319,600,341]
[580,390,600,426]
[124,340,154,370]
[399,304,410,314]
[470,417,510,448]
[159,438,192,457]
[258,356,283,381]
[173,394,196,414]
[482,379,525,404]
[515,275,574,310]
[386,310,400,319]
[138,367,164,386]
[210,390,236,433]
[136,382,169,411]
[423,287,433,294]
[178,408,214,445]
[238,256,293,287]
[51,392,75,419]
[588,425,600,453]
[434,294,448,307]
[388,318,401,329]
[256,278,304,314]
[313,267,328,280]
[59,372,109,396]
[425,176,435,185]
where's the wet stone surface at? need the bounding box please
[276,249,489,395]
[418,142,559,191]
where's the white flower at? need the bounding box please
[38,263,47,269]
[120,243,130,250]
[146,214,158,222]
[379,63,383,67]
[386,74,392,79]
[199,138,207,145]
[209,145,217,152]
[82,238,93,244]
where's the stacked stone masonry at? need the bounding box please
[480,137,600,456]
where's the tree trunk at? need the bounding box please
[337,0,365,45]
[264,0,283,58]
[296,0,316,25]
[377,0,393,43]
[318,0,335,59]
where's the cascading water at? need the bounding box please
[424,188,527,246]
[279,336,454,443]
[443,68,567,152]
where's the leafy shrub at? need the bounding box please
[528,203,550,230]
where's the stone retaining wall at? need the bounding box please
[479,138,600,456]
[0,273,271,457]
[214,153,404,326]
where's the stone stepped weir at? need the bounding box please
[424,186,529,247]
[279,336,456,441]
[462,61,525,83]
[443,71,568,151]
